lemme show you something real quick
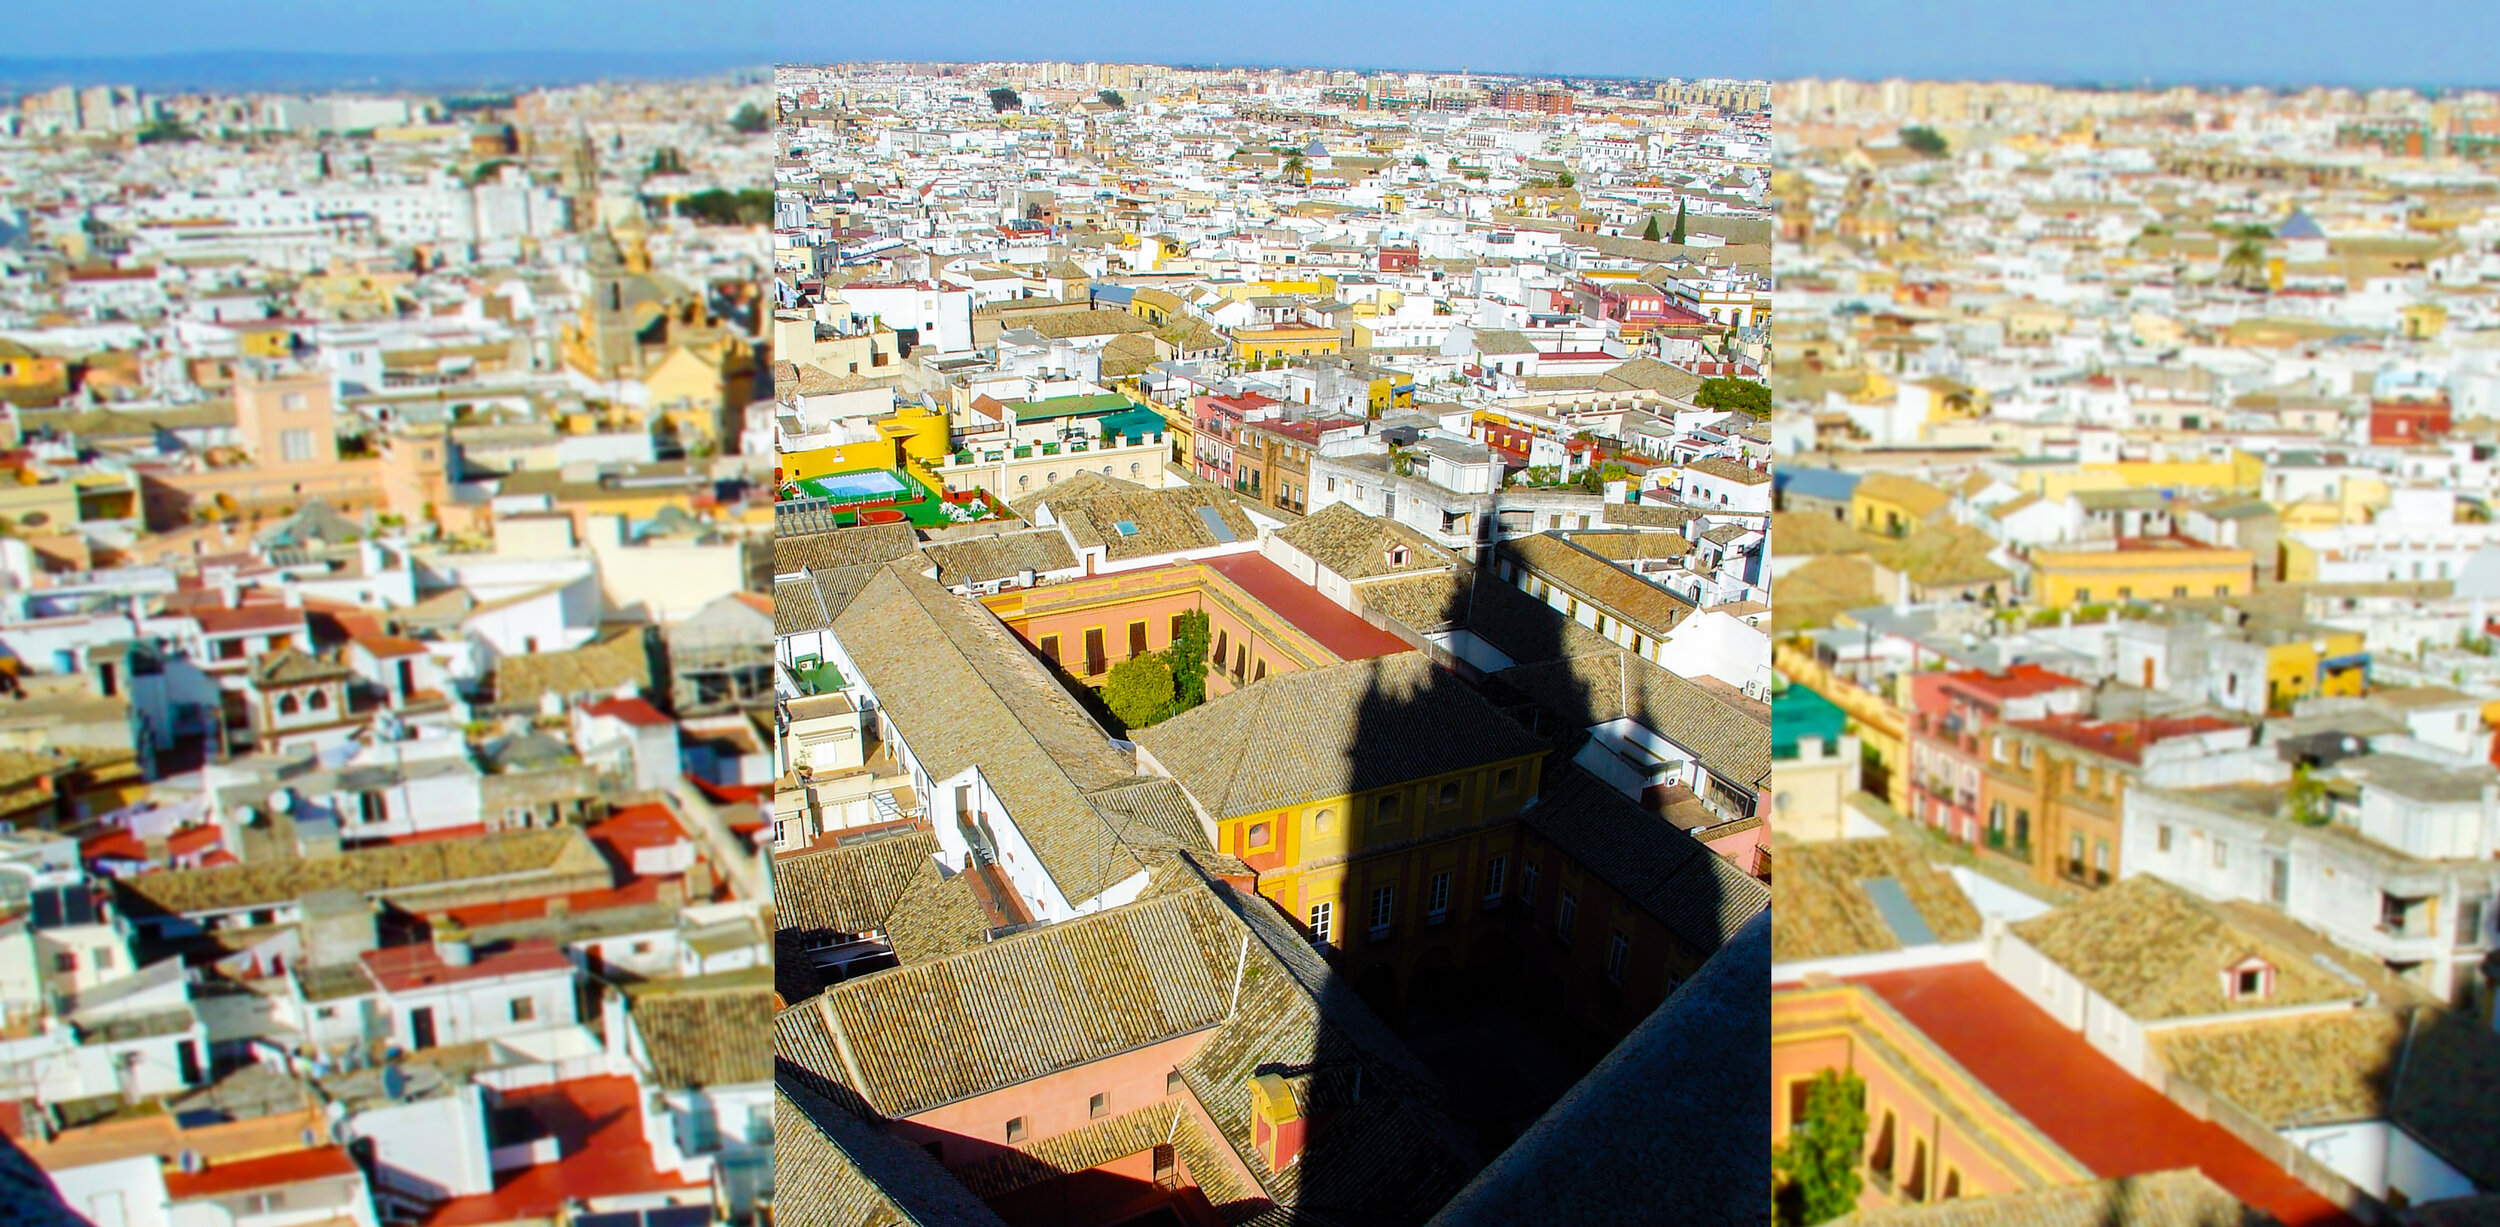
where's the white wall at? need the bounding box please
[352,1084,495,1200]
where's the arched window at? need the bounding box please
[277,694,300,716]
[308,690,330,711]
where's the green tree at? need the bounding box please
[2223,237,2268,289]
[675,188,774,226]
[988,87,1021,113]
[1283,152,1305,178]
[1670,197,1689,245]
[729,102,769,134]
[2289,762,2331,826]
[1099,90,1125,109]
[1447,156,1462,170]
[1556,169,1574,188]
[1642,214,1662,242]
[1900,125,1949,157]
[136,117,198,145]
[1163,611,1212,711]
[647,146,686,176]
[1772,1069,1867,1227]
[1694,376,1772,418]
[1103,654,1177,729]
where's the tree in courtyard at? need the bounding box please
[1103,654,1177,729]
[988,87,1021,113]
[1162,610,1212,711]
[1556,169,1574,188]
[728,103,769,134]
[1772,1069,1867,1227]
[647,146,686,176]
[1099,90,1125,109]
[1899,125,1949,156]
[1670,196,1688,244]
[1283,151,1305,179]
[1694,376,1772,418]
[2223,237,2268,289]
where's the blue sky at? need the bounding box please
[6,0,767,57]
[1769,1,2500,87]
[780,1,1772,80]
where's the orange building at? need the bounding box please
[981,554,1398,692]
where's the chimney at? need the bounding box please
[433,924,473,967]
[1246,1073,1304,1173]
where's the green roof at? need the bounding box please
[1095,406,1168,439]
[1011,392,1137,423]
[1772,683,1846,759]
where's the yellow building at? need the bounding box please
[1851,473,1951,538]
[0,341,70,407]
[1232,324,1342,365]
[2259,628,2368,711]
[2016,454,2264,502]
[2029,540,2255,608]
[1131,654,1549,1009]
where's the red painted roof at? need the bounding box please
[587,804,690,862]
[579,697,672,728]
[420,1076,706,1226]
[1941,663,2084,700]
[1850,963,2356,1227]
[433,876,679,929]
[192,604,308,635]
[1200,553,1412,662]
[164,1145,359,1199]
[354,633,430,658]
[2010,715,2243,766]
[361,937,572,993]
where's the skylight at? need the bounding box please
[1114,520,1139,536]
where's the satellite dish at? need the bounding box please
[177,1150,201,1174]
[272,790,295,814]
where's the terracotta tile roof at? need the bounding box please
[771,830,943,935]
[1274,501,1458,582]
[920,527,1077,588]
[1525,763,1771,957]
[1132,652,1546,823]
[879,872,993,965]
[1834,1168,2264,1227]
[1500,533,1696,639]
[835,565,1146,904]
[249,646,351,687]
[771,1079,1010,1227]
[1013,472,1256,561]
[952,1102,1252,1206]
[2010,875,2360,1021]
[493,629,656,708]
[1492,648,1771,789]
[624,967,773,1089]
[774,521,920,578]
[362,937,571,993]
[800,889,1234,1117]
[113,827,606,917]
[1770,835,1982,964]
[774,563,887,636]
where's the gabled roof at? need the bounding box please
[2010,874,2359,1021]
[1133,652,1545,823]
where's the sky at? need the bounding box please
[1770,0,2500,88]
[5,0,769,59]
[780,1,1773,81]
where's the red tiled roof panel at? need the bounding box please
[1201,553,1412,661]
[164,1145,359,1199]
[419,1076,705,1226]
[579,697,672,727]
[360,937,573,992]
[1851,963,2357,1227]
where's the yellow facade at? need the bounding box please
[2029,543,2255,609]
[1223,751,1547,949]
[1233,325,1342,364]
[2266,630,2367,711]
[2017,453,2264,502]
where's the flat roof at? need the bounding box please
[1849,962,2356,1227]
[1201,552,1412,662]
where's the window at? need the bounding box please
[279,429,315,462]
[1167,1070,1185,1096]
[2234,966,2266,998]
[1483,854,1506,901]
[1326,475,1337,493]
[1038,634,1060,664]
[1376,793,1402,824]
[1495,766,1518,794]
[2076,588,2091,604]
[2213,840,2229,869]
[1521,861,1538,905]
[1437,779,1460,807]
[2463,899,2487,947]
[244,1192,287,1215]
[1309,900,1333,944]
[2018,743,2034,768]
[1090,1092,1108,1119]
[1085,627,1108,674]
[1246,821,1272,850]
[1170,613,1187,642]
[1212,629,1228,662]
[53,951,75,973]
[1556,890,1577,941]
[2157,825,2173,852]
[1607,931,1628,984]
[1428,871,1450,920]
[509,997,536,1023]
[1006,1117,1028,1144]
[281,392,307,411]
[1128,620,1149,659]
[1310,807,1335,835]
[1370,884,1395,936]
